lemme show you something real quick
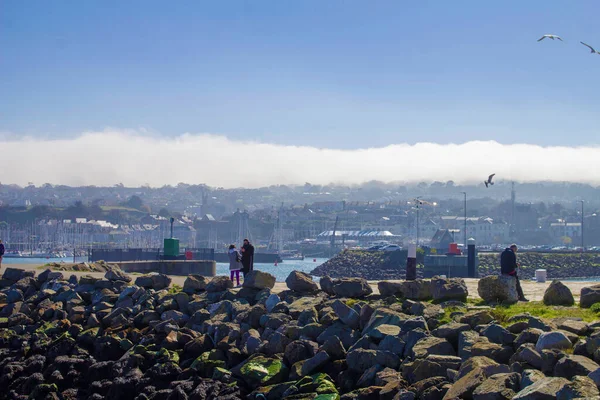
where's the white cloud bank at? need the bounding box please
[2,130,599,188]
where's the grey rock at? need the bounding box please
[134,273,171,290]
[543,280,574,306]
[521,369,546,389]
[265,294,281,313]
[557,375,600,400]
[332,278,373,298]
[431,276,468,302]
[285,271,319,293]
[105,269,131,283]
[183,275,208,293]
[378,281,404,297]
[554,354,600,380]
[472,372,520,400]
[478,275,519,304]
[401,280,433,301]
[301,351,330,376]
[242,270,276,290]
[412,336,456,358]
[513,377,570,400]
[320,335,346,360]
[320,276,336,295]
[581,284,600,308]
[536,331,573,352]
[331,299,360,329]
[481,324,516,346]
[206,275,234,292]
[346,349,400,372]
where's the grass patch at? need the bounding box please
[489,301,599,325]
[168,284,183,294]
[439,306,465,325]
[345,299,359,308]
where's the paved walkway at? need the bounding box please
[1,264,593,302]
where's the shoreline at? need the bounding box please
[1,263,592,302]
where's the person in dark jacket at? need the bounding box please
[500,244,528,301]
[241,238,254,278]
[0,240,4,271]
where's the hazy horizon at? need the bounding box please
[1,129,599,189]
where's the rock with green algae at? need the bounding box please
[237,355,289,389]
[297,373,338,395]
[156,347,179,363]
[251,381,298,400]
[29,383,59,398]
[191,350,226,377]
[315,394,341,400]
[212,366,233,382]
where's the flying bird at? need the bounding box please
[484,174,495,188]
[538,34,563,42]
[580,42,600,54]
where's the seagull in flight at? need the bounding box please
[538,34,563,42]
[580,42,600,54]
[484,174,495,188]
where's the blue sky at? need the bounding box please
[1,0,599,149]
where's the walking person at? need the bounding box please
[0,240,4,273]
[501,244,529,302]
[228,244,242,286]
[241,238,255,278]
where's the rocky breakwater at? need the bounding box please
[311,250,420,280]
[478,252,600,279]
[3,266,600,400]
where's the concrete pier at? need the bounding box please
[117,260,216,276]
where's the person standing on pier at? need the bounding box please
[228,244,242,286]
[241,238,255,278]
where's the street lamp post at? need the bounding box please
[415,196,422,248]
[580,200,584,252]
[461,192,467,250]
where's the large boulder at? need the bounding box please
[472,372,520,400]
[206,275,234,292]
[332,278,372,298]
[346,349,400,372]
[183,275,208,293]
[557,376,600,400]
[412,337,456,358]
[319,276,336,295]
[2,267,32,282]
[512,377,570,400]
[284,340,318,366]
[431,276,468,302]
[104,269,131,282]
[401,280,432,300]
[543,280,574,306]
[331,299,360,329]
[243,271,276,290]
[477,275,518,304]
[234,355,288,389]
[134,273,171,290]
[554,354,600,380]
[536,331,573,352]
[378,281,404,297]
[285,271,318,293]
[581,284,600,308]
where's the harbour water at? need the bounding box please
[3,257,329,282]
[217,258,328,281]
[4,257,89,265]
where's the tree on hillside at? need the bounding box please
[124,195,144,210]
[158,208,171,218]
